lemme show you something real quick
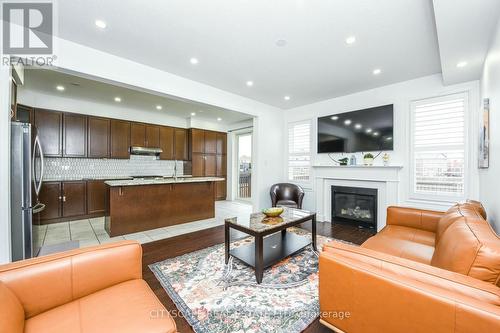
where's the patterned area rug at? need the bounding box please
[149,228,337,333]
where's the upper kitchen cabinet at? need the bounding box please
[216,133,227,155]
[110,119,130,159]
[204,131,217,154]
[63,113,87,157]
[87,116,110,158]
[190,128,205,153]
[15,104,34,124]
[34,108,63,157]
[159,126,174,160]
[174,128,188,160]
[145,125,160,148]
[130,122,146,147]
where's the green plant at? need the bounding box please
[364,153,374,159]
[338,157,349,165]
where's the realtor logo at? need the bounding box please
[2,2,53,54]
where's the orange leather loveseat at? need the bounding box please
[0,240,177,333]
[319,201,500,333]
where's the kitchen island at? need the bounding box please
[104,177,225,236]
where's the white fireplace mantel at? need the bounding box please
[313,164,404,231]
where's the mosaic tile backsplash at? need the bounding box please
[44,155,184,181]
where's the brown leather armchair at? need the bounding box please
[0,240,177,333]
[319,201,500,333]
[270,183,305,209]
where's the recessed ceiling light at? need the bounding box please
[345,36,356,45]
[373,68,382,75]
[95,20,107,29]
[284,96,291,101]
[344,119,352,125]
[456,61,468,68]
[217,117,222,121]
[276,39,287,47]
[156,105,162,110]
[114,97,121,102]
[366,128,372,133]
[246,81,254,87]
[190,57,199,65]
[330,116,339,121]
[373,132,380,136]
[355,123,362,129]
[190,112,196,116]
[56,85,65,91]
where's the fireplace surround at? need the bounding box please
[331,186,378,229]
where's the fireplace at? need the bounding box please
[331,186,377,229]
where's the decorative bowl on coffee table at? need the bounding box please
[262,207,284,217]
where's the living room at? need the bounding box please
[1,1,500,332]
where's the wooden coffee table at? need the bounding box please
[225,208,317,284]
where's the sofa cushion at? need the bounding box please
[431,206,500,286]
[0,281,24,333]
[361,226,435,264]
[24,279,177,333]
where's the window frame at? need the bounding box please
[409,92,469,203]
[287,119,312,186]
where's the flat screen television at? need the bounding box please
[318,104,394,153]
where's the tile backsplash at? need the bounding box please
[44,155,184,181]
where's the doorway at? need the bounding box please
[236,132,252,201]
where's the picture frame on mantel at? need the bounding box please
[479,98,490,169]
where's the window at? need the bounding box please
[411,93,467,200]
[288,121,311,182]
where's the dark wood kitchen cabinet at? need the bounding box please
[87,116,110,158]
[190,128,205,153]
[63,114,87,157]
[62,181,87,217]
[217,155,227,176]
[34,109,63,157]
[159,126,174,160]
[87,180,106,215]
[145,125,160,148]
[130,123,146,147]
[174,128,188,160]
[216,133,227,155]
[191,153,205,177]
[205,154,217,176]
[110,119,130,159]
[204,131,217,154]
[39,182,62,221]
[216,181,227,200]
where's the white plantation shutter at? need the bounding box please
[411,93,466,198]
[288,121,311,182]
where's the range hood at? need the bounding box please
[130,146,163,155]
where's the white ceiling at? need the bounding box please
[432,0,500,85]
[21,68,253,125]
[55,0,443,109]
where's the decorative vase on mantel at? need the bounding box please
[363,153,374,166]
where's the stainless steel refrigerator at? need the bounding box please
[11,122,45,261]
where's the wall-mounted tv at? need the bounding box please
[318,104,394,153]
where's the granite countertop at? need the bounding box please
[43,175,194,182]
[105,176,225,187]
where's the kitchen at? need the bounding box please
[10,68,253,260]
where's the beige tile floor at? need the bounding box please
[37,200,252,249]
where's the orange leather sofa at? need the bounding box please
[319,201,500,333]
[0,240,177,333]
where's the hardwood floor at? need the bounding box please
[142,221,375,333]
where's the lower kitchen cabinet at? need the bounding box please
[39,182,62,221]
[62,181,87,217]
[216,180,227,200]
[87,180,106,215]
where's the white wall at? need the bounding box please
[0,66,12,263]
[284,74,480,213]
[479,17,500,232]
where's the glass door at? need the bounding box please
[237,133,252,201]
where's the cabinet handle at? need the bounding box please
[58,196,62,200]
[62,196,66,202]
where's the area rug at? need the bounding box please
[149,228,340,333]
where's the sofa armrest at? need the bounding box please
[387,206,444,233]
[319,241,500,333]
[0,240,142,318]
